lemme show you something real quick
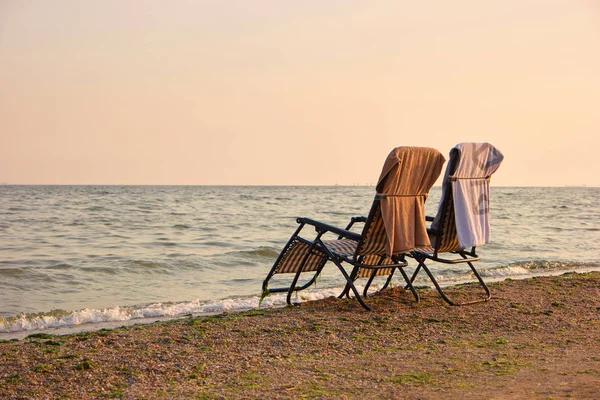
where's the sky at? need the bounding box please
[1,0,599,186]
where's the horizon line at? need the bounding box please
[1,183,597,188]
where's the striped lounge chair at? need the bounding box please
[261,147,446,310]
[409,142,504,305]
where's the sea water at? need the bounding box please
[1,185,598,336]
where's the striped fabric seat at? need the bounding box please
[356,256,395,278]
[322,238,392,278]
[275,239,328,274]
[322,238,358,257]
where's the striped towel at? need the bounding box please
[376,146,445,255]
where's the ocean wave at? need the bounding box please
[130,260,171,270]
[75,265,119,275]
[0,287,352,335]
[45,263,75,270]
[324,211,355,216]
[127,258,209,273]
[475,261,600,279]
[65,221,86,226]
[173,224,191,229]
[202,241,235,248]
[234,246,280,258]
[0,299,252,334]
[2,264,599,336]
[152,241,177,247]
[504,260,599,271]
[85,206,106,212]
[0,267,29,278]
[480,265,530,277]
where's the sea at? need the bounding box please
[1,185,599,338]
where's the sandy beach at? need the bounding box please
[1,271,599,399]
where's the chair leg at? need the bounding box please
[463,259,491,303]
[380,268,396,292]
[407,263,422,286]
[338,268,356,299]
[330,260,371,310]
[397,267,420,303]
[286,265,308,306]
[362,269,379,297]
[414,256,490,306]
[364,255,395,296]
[363,267,399,297]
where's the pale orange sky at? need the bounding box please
[1,0,599,186]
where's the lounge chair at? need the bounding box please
[409,142,504,305]
[261,147,446,310]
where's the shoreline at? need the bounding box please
[2,265,600,340]
[1,271,599,399]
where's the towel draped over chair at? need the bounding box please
[432,142,504,248]
[376,147,446,255]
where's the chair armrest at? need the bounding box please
[297,217,362,242]
[344,216,367,231]
[351,216,367,223]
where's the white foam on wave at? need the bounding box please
[1,307,136,334]
[0,285,353,336]
[481,265,531,277]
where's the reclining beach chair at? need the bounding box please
[409,142,504,305]
[261,147,446,310]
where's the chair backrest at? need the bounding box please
[431,143,504,253]
[430,148,461,253]
[355,146,445,258]
[355,198,388,258]
[355,199,397,277]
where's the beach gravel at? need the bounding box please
[1,272,599,399]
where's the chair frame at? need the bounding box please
[262,200,420,310]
